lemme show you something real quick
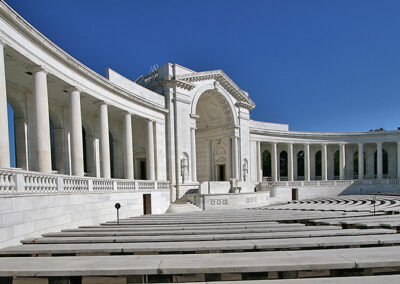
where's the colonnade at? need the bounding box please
[0,42,157,180]
[257,141,400,182]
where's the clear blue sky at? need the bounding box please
[6,0,400,133]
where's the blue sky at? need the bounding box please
[6,0,400,134]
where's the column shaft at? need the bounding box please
[304,144,310,181]
[322,144,328,181]
[0,42,9,168]
[232,137,239,179]
[146,120,155,180]
[288,143,294,181]
[271,143,278,181]
[123,113,134,179]
[99,103,110,178]
[226,138,232,179]
[358,143,364,180]
[208,140,213,180]
[190,127,197,182]
[70,89,84,176]
[339,144,346,180]
[377,142,383,179]
[256,141,262,182]
[34,69,52,173]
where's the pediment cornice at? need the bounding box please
[176,70,256,109]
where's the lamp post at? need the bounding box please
[115,203,121,224]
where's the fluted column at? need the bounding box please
[358,143,364,180]
[321,144,328,181]
[33,67,52,173]
[0,40,10,168]
[70,88,84,176]
[377,142,383,179]
[271,142,278,181]
[304,144,310,181]
[232,136,239,179]
[339,144,346,180]
[99,103,110,178]
[190,127,197,182]
[397,142,400,179]
[123,112,134,179]
[146,120,155,180]
[288,143,294,181]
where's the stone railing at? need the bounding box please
[263,179,400,188]
[0,168,170,195]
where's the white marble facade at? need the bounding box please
[0,1,399,202]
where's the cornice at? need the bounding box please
[176,70,256,109]
[0,1,168,114]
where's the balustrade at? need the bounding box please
[0,168,168,195]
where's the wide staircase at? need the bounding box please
[3,195,400,283]
[166,196,202,213]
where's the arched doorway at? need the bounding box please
[262,150,271,178]
[279,151,288,180]
[297,151,304,180]
[194,90,236,183]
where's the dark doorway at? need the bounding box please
[143,194,152,215]
[140,160,147,180]
[218,164,225,181]
[291,188,298,201]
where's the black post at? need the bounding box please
[115,203,121,224]
[373,196,376,216]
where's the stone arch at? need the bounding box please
[194,85,238,183]
[191,82,239,127]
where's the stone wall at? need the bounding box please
[0,191,170,248]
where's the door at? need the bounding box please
[143,194,152,215]
[218,164,225,181]
[291,188,298,201]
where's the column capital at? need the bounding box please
[94,100,109,107]
[28,65,48,75]
[376,141,383,145]
[68,86,81,94]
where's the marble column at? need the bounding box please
[358,143,364,180]
[397,142,400,179]
[271,142,278,181]
[99,103,110,178]
[377,142,383,179]
[339,144,346,180]
[288,143,294,181]
[33,67,52,173]
[190,127,197,182]
[226,137,232,179]
[322,144,328,181]
[146,120,155,180]
[123,112,134,179]
[70,89,84,176]
[232,136,239,179]
[0,41,9,168]
[304,144,310,181]
[256,141,262,182]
